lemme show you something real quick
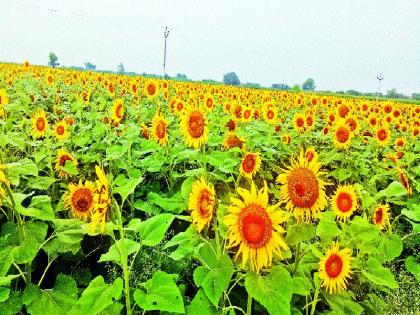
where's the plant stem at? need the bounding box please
[292,242,301,275]
[310,282,320,315]
[113,198,132,315]
[246,293,252,315]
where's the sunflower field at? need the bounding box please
[0,62,419,315]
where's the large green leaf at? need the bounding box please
[147,191,185,214]
[361,257,398,289]
[99,238,140,266]
[69,276,123,315]
[114,176,143,202]
[286,222,315,245]
[316,212,341,244]
[164,226,201,261]
[244,265,293,315]
[135,213,175,246]
[324,291,364,315]
[133,271,184,313]
[405,256,420,282]
[23,274,78,315]
[44,219,85,257]
[186,289,217,315]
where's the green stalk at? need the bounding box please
[292,242,301,276]
[310,281,320,315]
[113,199,132,315]
[246,293,252,315]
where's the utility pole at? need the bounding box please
[163,26,170,78]
[376,73,384,101]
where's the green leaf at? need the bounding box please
[193,252,234,306]
[61,161,79,176]
[377,234,403,262]
[401,203,420,222]
[324,291,364,315]
[106,145,127,160]
[330,168,353,182]
[362,257,398,289]
[404,256,420,282]
[180,177,194,201]
[147,191,185,214]
[27,177,56,190]
[186,289,217,315]
[14,194,55,221]
[0,291,22,315]
[14,221,48,264]
[114,176,143,202]
[23,274,78,315]
[73,132,92,147]
[133,271,185,313]
[376,181,408,200]
[0,287,10,303]
[292,276,311,296]
[44,219,85,256]
[0,274,20,286]
[286,223,315,245]
[136,213,175,246]
[69,276,123,315]
[99,239,140,266]
[164,226,201,261]
[6,159,38,185]
[316,212,341,243]
[245,265,293,315]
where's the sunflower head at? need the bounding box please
[88,166,110,234]
[293,113,306,132]
[65,180,96,220]
[32,109,49,138]
[144,80,159,99]
[276,151,328,222]
[188,177,216,233]
[375,125,391,146]
[223,132,245,150]
[223,181,288,272]
[181,105,208,149]
[151,112,169,146]
[54,120,69,140]
[371,204,391,230]
[319,242,352,294]
[331,185,358,223]
[111,99,124,123]
[0,89,9,106]
[240,152,261,179]
[55,149,78,178]
[332,120,353,149]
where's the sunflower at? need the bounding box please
[188,177,216,233]
[32,109,48,138]
[151,112,169,146]
[332,120,353,149]
[240,152,261,179]
[203,94,215,111]
[144,80,159,99]
[371,204,391,230]
[0,89,9,106]
[223,181,288,272]
[305,147,318,163]
[396,167,412,196]
[65,180,96,220]
[241,106,253,123]
[394,137,406,149]
[53,120,69,140]
[276,151,328,221]
[88,166,110,234]
[375,125,390,146]
[223,132,245,150]
[180,105,208,148]
[0,164,9,205]
[141,123,149,139]
[293,113,305,132]
[111,99,124,123]
[55,149,78,178]
[281,133,291,144]
[45,73,54,86]
[319,242,352,294]
[331,185,358,222]
[262,105,278,124]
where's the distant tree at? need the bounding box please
[302,78,315,91]
[48,52,59,68]
[242,82,261,88]
[386,89,408,99]
[117,62,125,74]
[412,93,420,100]
[272,83,290,90]
[176,73,188,80]
[291,84,301,92]
[346,89,362,96]
[84,62,96,70]
[223,72,240,86]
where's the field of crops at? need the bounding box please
[0,62,419,315]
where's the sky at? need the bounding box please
[0,0,419,95]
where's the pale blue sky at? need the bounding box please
[1,0,419,94]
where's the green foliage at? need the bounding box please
[223,72,240,86]
[302,78,315,91]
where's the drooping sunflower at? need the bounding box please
[305,147,318,163]
[396,167,412,196]
[32,109,48,138]
[88,166,110,234]
[371,204,391,230]
[144,80,159,99]
[332,120,353,149]
[180,105,208,148]
[0,89,9,107]
[293,113,305,132]
[375,125,391,146]
[65,180,96,220]
[319,242,352,294]
[240,152,261,179]
[331,185,358,222]
[151,112,169,146]
[53,120,69,140]
[223,181,288,273]
[111,99,124,123]
[188,177,216,233]
[223,132,245,150]
[276,151,328,221]
[55,149,78,178]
